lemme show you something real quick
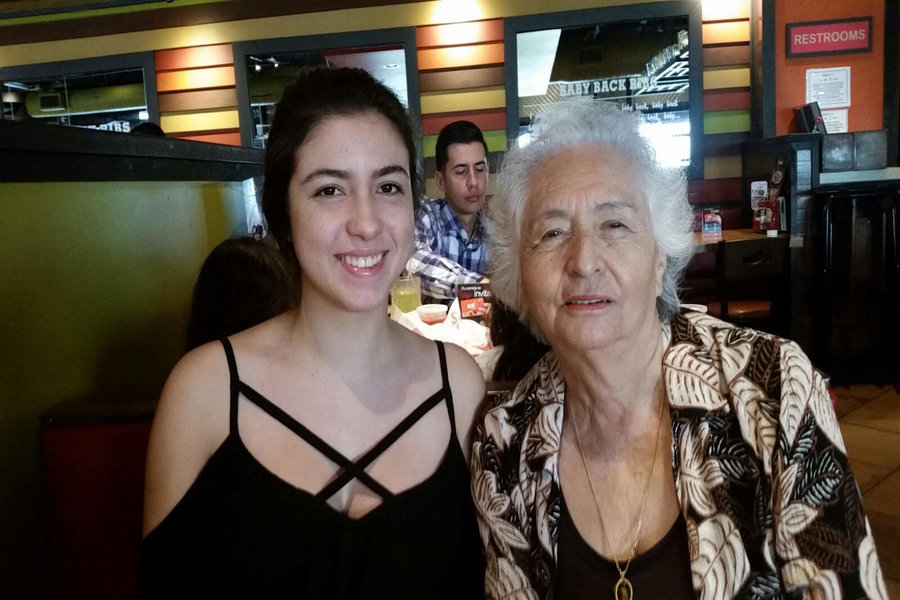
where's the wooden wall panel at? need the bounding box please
[176,132,242,145]
[160,110,240,134]
[703,67,751,90]
[704,109,751,135]
[416,20,503,48]
[688,177,742,205]
[420,87,505,115]
[696,0,751,227]
[703,45,751,67]
[417,42,504,71]
[703,88,750,112]
[154,44,234,71]
[153,43,240,145]
[421,108,506,136]
[156,66,236,93]
[702,21,750,45]
[700,1,751,22]
[419,66,505,93]
[157,88,238,113]
[704,155,742,179]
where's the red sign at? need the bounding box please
[787,17,872,58]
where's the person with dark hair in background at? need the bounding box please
[407,120,490,304]
[484,301,549,383]
[140,68,485,598]
[185,236,298,351]
[131,121,166,137]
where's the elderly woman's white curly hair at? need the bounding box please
[487,98,695,334]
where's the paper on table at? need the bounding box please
[391,298,492,356]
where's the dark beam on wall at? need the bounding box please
[0,0,431,45]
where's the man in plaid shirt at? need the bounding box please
[407,120,489,303]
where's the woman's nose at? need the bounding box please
[565,230,601,276]
[346,195,383,239]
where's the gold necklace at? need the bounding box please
[570,390,665,600]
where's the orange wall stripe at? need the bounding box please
[417,42,504,71]
[703,88,751,112]
[416,20,503,49]
[702,21,750,45]
[155,44,234,71]
[421,108,506,135]
[156,66,236,93]
[174,131,242,146]
[158,88,238,113]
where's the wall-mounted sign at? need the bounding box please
[787,17,872,58]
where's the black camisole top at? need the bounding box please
[138,339,484,599]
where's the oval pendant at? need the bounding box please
[614,575,633,600]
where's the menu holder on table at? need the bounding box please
[457,282,493,326]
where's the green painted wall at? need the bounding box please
[0,180,247,598]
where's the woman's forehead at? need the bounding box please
[523,147,646,217]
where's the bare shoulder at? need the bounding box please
[442,342,487,459]
[143,341,231,536]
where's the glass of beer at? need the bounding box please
[391,273,421,313]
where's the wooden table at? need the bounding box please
[693,228,776,252]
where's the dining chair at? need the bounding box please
[705,236,790,335]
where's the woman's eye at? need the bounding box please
[541,228,565,241]
[378,183,402,194]
[316,186,342,197]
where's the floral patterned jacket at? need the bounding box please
[471,310,886,600]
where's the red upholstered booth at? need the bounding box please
[41,403,154,600]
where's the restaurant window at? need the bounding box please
[234,28,419,149]
[505,0,704,179]
[0,53,158,133]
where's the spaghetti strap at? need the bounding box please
[219,337,239,435]
[436,341,456,435]
[236,382,395,500]
[317,341,454,500]
[219,339,455,502]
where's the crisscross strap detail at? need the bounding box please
[218,338,454,502]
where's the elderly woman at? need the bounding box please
[470,99,885,600]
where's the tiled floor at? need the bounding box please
[834,385,900,598]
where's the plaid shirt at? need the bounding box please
[406,197,489,302]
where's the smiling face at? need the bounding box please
[287,111,414,314]
[518,144,666,353]
[436,141,487,222]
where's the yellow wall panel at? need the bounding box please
[702,21,750,45]
[420,87,505,114]
[156,66,236,92]
[703,67,751,90]
[704,155,742,179]
[160,109,239,133]
[701,0,750,22]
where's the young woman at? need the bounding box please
[139,68,486,598]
